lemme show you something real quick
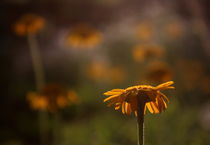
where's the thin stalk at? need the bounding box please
[27,33,45,91]
[137,95,146,145]
[53,112,60,145]
[39,110,48,145]
[27,33,47,145]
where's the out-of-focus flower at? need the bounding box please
[87,62,108,81]
[66,24,102,49]
[27,84,79,112]
[87,62,126,84]
[108,67,126,84]
[14,14,45,36]
[27,93,48,110]
[132,44,165,62]
[164,21,183,39]
[146,61,173,83]
[136,22,154,41]
[103,81,174,116]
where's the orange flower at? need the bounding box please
[27,93,48,111]
[27,84,79,112]
[14,14,45,36]
[66,24,102,49]
[146,62,173,83]
[132,44,164,62]
[103,81,174,116]
[136,22,154,41]
[87,62,108,81]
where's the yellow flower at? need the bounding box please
[67,90,80,104]
[136,22,154,41]
[27,84,79,112]
[14,14,45,36]
[66,24,102,49]
[27,93,48,110]
[103,81,174,116]
[146,62,173,83]
[132,44,164,62]
[87,62,109,82]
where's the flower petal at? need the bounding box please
[159,92,169,102]
[146,103,154,113]
[103,95,119,102]
[155,81,174,90]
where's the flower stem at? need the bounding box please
[27,33,47,145]
[27,33,45,91]
[39,110,48,145]
[137,96,146,145]
[53,112,60,145]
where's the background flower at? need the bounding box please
[27,84,79,112]
[14,14,45,36]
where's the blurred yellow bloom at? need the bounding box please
[87,62,108,81]
[146,62,173,83]
[66,24,102,49]
[87,62,126,84]
[14,14,45,36]
[132,44,164,62]
[27,84,79,112]
[68,90,80,104]
[27,93,48,110]
[109,67,126,84]
[103,81,174,116]
[136,22,154,41]
[164,21,183,39]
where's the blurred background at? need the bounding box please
[1,0,210,145]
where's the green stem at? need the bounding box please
[39,111,48,145]
[27,33,47,145]
[27,34,45,91]
[53,112,60,145]
[137,96,145,145]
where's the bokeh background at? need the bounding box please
[1,0,210,145]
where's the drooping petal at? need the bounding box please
[151,102,160,113]
[162,99,167,109]
[156,96,167,112]
[115,105,121,110]
[159,92,169,102]
[146,103,154,113]
[144,105,147,115]
[107,98,119,107]
[126,103,132,115]
[122,102,126,114]
[104,89,124,96]
[125,102,128,114]
[156,97,164,112]
[103,95,119,102]
[155,81,174,90]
